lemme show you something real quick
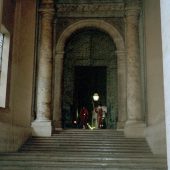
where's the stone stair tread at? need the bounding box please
[0,167,166,170]
[22,142,150,147]
[24,141,148,145]
[0,152,155,157]
[0,129,167,170]
[0,160,166,166]
[0,156,166,163]
[31,136,145,140]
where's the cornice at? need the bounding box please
[37,0,143,18]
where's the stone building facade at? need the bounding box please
[0,0,169,166]
[32,0,145,137]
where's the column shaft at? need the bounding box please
[36,13,53,121]
[125,7,146,137]
[116,51,127,129]
[53,52,64,129]
[126,9,142,121]
[32,0,55,136]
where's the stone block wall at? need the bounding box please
[0,0,36,152]
[144,0,166,155]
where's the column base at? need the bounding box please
[124,120,146,138]
[31,120,52,137]
[117,121,125,129]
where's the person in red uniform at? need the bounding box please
[80,107,89,129]
[95,105,103,128]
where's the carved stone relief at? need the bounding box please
[55,3,124,17]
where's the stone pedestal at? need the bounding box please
[124,2,146,137]
[32,121,52,137]
[32,0,54,136]
[124,120,146,138]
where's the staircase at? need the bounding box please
[0,129,167,170]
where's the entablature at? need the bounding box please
[55,2,125,18]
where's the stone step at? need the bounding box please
[20,148,151,153]
[23,143,149,148]
[52,133,125,136]
[54,129,124,133]
[51,135,126,138]
[24,138,149,144]
[0,158,166,166]
[30,137,145,141]
[21,147,150,151]
[28,140,147,145]
[0,130,167,170]
[53,129,124,136]
[52,134,125,137]
[0,152,156,158]
[0,164,166,170]
[30,137,146,142]
[0,167,166,170]
[0,154,166,163]
[20,149,152,154]
[0,159,166,169]
[21,145,151,149]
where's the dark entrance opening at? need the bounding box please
[62,28,117,129]
[72,66,107,127]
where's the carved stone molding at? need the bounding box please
[39,0,55,13]
[125,0,141,8]
[56,3,125,17]
[125,0,141,16]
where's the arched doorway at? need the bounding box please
[62,28,117,128]
[53,19,126,130]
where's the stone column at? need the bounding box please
[53,51,64,130]
[32,0,55,137]
[116,51,127,129]
[124,2,146,137]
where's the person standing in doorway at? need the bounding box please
[80,106,89,129]
[95,104,103,128]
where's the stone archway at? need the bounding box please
[53,19,126,129]
[56,20,125,52]
[32,1,145,137]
